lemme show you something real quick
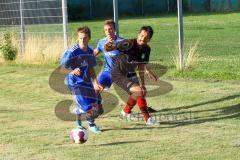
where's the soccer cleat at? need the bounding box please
[147,107,158,113]
[120,110,138,121]
[146,117,160,126]
[88,125,102,134]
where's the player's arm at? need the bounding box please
[94,40,103,56]
[88,67,103,93]
[138,63,147,95]
[145,65,158,82]
[116,39,134,53]
[60,65,81,76]
[60,50,81,76]
[88,67,97,82]
[93,49,100,56]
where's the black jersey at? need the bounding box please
[112,39,151,78]
[119,39,150,64]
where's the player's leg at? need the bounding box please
[122,95,136,114]
[85,107,101,134]
[95,71,112,114]
[114,75,159,125]
[129,84,159,126]
[73,84,102,133]
[75,114,82,128]
[113,75,139,121]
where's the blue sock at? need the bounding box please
[76,114,82,127]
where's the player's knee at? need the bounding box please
[130,86,143,96]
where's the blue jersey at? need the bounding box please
[60,44,96,87]
[96,36,124,72]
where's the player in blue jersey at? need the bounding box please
[60,26,103,134]
[94,20,157,114]
[94,19,124,90]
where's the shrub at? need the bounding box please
[0,32,17,61]
[169,42,199,71]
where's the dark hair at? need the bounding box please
[104,19,115,29]
[77,26,91,39]
[139,26,154,40]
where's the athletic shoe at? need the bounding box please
[120,110,138,121]
[89,125,102,134]
[146,117,160,126]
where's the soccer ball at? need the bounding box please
[70,128,88,144]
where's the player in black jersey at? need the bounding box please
[111,26,159,126]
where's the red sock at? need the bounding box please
[123,96,136,114]
[136,96,150,122]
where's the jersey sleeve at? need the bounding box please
[96,40,103,53]
[60,50,73,67]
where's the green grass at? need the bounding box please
[1,12,240,80]
[1,12,240,159]
[1,62,240,160]
[68,12,240,80]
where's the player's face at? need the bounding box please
[104,24,115,41]
[77,32,89,47]
[137,30,150,46]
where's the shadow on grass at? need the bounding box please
[101,126,159,132]
[162,105,240,128]
[103,94,240,129]
[0,71,17,76]
[157,94,240,128]
[96,140,149,146]
[160,94,240,112]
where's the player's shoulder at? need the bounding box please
[69,43,79,52]
[61,43,78,59]
[98,37,108,43]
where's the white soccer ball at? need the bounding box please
[70,128,88,144]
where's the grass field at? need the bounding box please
[1,12,240,160]
[1,12,240,79]
[0,63,240,160]
[67,12,240,80]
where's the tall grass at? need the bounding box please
[0,33,68,64]
[14,34,67,64]
[170,42,199,71]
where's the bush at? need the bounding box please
[0,32,17,61]
[169,42,199,71]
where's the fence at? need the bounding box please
[67,0,240,20]
[0,0,68,63]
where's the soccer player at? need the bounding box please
[94,20,157,114]
[111,26,159,126]
[94,19,124,91]
[60,26,103,134]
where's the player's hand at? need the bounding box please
[107,35,114,42]
[70,68,81,76]
[94,82,104,94]
[140,85,147,96]
[93,49,100,56]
